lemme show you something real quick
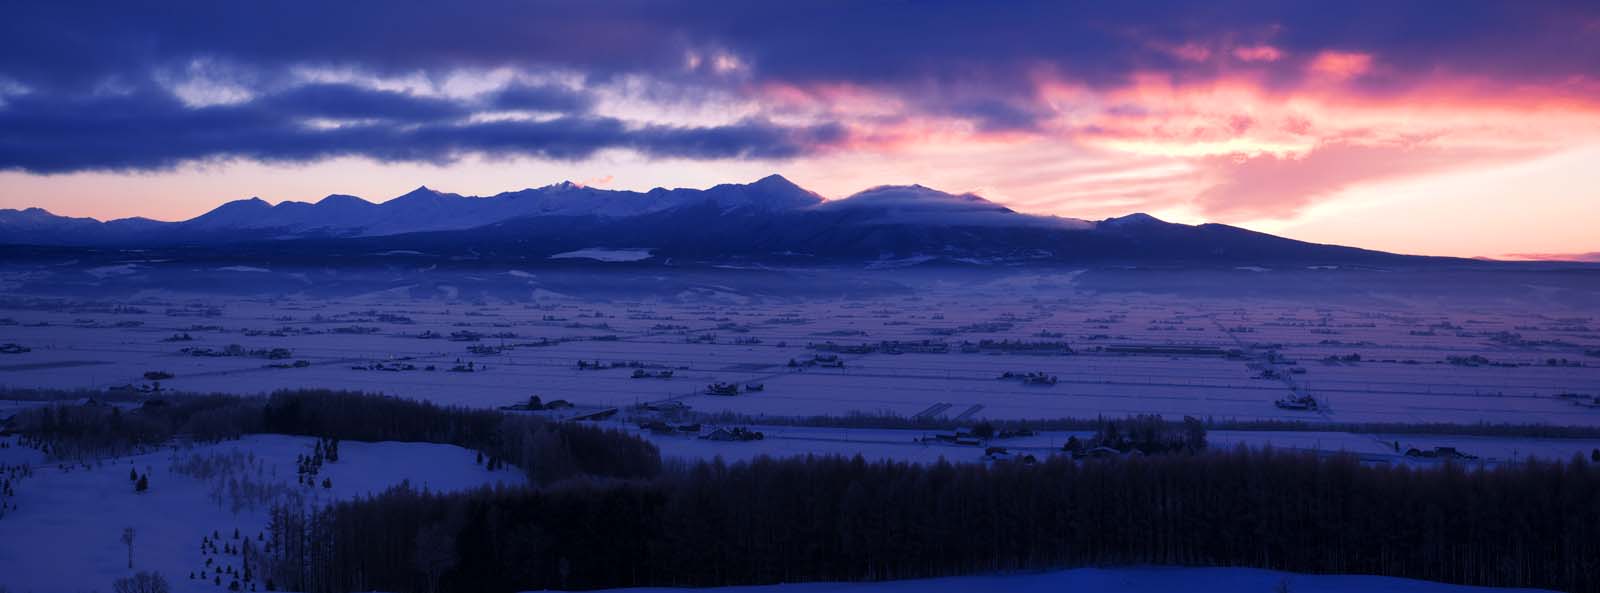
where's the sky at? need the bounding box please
[1,0,1597,259]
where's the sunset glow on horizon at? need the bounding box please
[2,1,1597,260]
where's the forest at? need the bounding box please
[264,448,1599,593]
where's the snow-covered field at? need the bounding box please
[0,434,523,593]
[588,566,1554,593]
[1,291,1594,427]
[548,248,656,262]
[1,290,1594,468]
[623,422,1600,466]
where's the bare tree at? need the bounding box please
[112,570,170,593]
[121,527,136,568]
[414,520,459,593]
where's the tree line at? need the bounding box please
[6,389,660,486]
[686,407,1600,440]
[270,448,1599,593]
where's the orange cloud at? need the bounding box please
[1194,142,1528,218]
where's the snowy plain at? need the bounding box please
[1,287,1594,431]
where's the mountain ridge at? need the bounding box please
[0,174,1467,265]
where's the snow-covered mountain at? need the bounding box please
[0,174,1438,265]
[70,174,819,240]
[812,184,1089,229]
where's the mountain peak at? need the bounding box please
[681,174,822,212]
[1100,212,1167,227]
[214,197,271,211]
[540,180,584,191]
[0,206,95,223]
[837,185,1009,211]
[182,196,274,230]
[316,194,371,206]
[752,173,799,188]
[390,185,455,204]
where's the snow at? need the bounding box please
[578,566,1553,593]
[549,248,656,262]
[0,291,1594,433]
[84,264,141,278]
[813,185,1088,229]
[0,283,1593,592]
[0,434,523,593]
[623,423,1600,466]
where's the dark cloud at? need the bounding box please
[487,83,594,113]
[0,85,841,173]
[7,1,1593,92]
[259,84,468,122]
[1,0,1595,171]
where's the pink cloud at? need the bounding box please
[1308,51,1373,79]
[1231,45,1283,62]
[762,68,1600,227]
[1193,142,1526,218]
[1169,43,1213,62]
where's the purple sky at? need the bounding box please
[1,0,1598,258]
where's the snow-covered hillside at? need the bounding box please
[0,434,522,593]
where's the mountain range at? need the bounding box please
[0,175,1438,265]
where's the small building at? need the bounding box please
[1274,394,1319,411]
[1404,446,1479,461]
